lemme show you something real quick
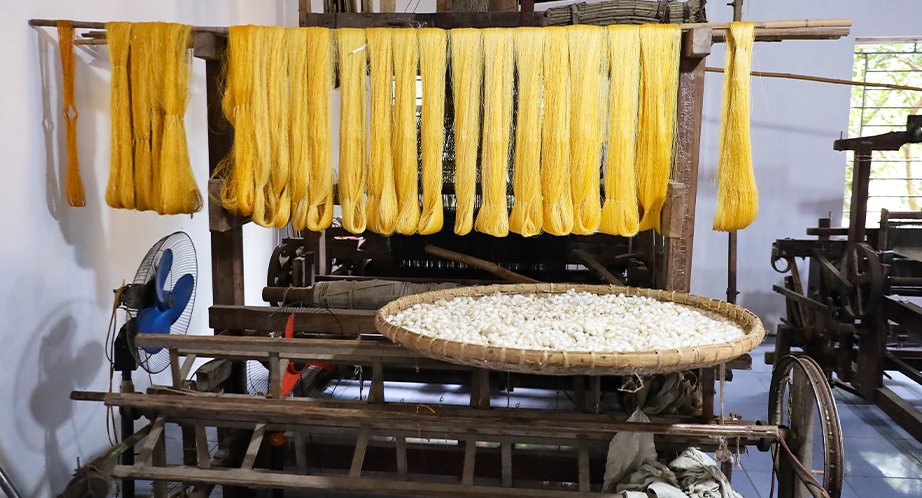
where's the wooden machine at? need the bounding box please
[771,115,922,440]
[33,3,854,498]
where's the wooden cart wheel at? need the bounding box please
[769,354,844,498]
[844,242,883,319]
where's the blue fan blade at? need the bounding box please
[137,273,194,355]
[155,249,174,309]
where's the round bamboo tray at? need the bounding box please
[375,283,765,375]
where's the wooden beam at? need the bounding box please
[501,442,512,487]
[209,305,376,335]
[395,436,408,481]
[425,245,541,284]
[350,425,372,477]
[462,433,477,485]
[572,249,623,285]
[683,27,712,58]
[194,359,232,392]
[660,182,687,239]
[241,424,266,470]
[576,435,589,492]
[136,416,166,466]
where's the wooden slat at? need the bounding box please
[395,435,408,481]
[136,416,166,466]
[462,433,477,486]
[210,305,375,335]
[501,442,512,487]
[195,359,232,392]
[369,356,385,404]
[572,249,622,285]
[350,425,372,477]
[195,425,211,469]
[576,435,589,492]
[241,424,266,470]
[294,432,308,474]
[268,353,282,399]
[170,349,182,389]
[152,432,168,498]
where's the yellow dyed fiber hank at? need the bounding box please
[304,28,335,232]
[567,25,606,235]
[58,20,85,207]
[105,22,134,209]
[366,28,399,236]
[158,23,202,215]
[450,28,484,236]
[217,26,252,216]
[288,28,311,230]
[417,29,447,235]
[129,24,157,211]
[475,28,514,238]
[599,25,641,237]
[508,28,545,238]
[264,27,291,228]
[636,24,681,233]
[337,28,368,234]
[541,27,573,236]
[392,29,421,235]
[713,22,758,232]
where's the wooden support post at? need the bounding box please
[462,433,477,486]
[589,376,601,414]
[136,416,166,466]
[370,356,385,403]
[196,425,211,469]
[170,349,182,389]
[395,436,408,481]
[294,432,308,474]
[350,425,372,477]
[574,376,586,412]
[577,435,590,492]
[241,424,266,470]
[269,353,282,399]
[478,369,491,408]
[152,433,167,498]
[701,367,716,422]
[501,441,512,488]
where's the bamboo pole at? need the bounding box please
[424,245,540,284]
[705,67,922,93]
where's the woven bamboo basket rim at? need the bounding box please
[375,283,765,375]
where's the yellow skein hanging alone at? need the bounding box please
[713,22,758,232]
[129,24,156,211]
[289,28,311,230]
[508,28,545,237]
[265,27,291,228]
[158,23,202,215]
[217,25,255,216]
[450,28,483,236]
[474,28,514,238]
[366,28,398,236]
[567,25,606,235]
[636,24,680,233]
[304,28,335,232]
[599,25,641,236]
[392,29,421,235]
[542,27,573,236]
[417,28,447,235]
[105,22,134,210]
[337,28,368,234]
[58,21,85,208]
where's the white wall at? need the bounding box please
[689,0,922,335]
[0,1,296,495]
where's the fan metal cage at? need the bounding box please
[128,231,198,374]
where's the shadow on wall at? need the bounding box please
[12,298,104,495]
[740,288,783,338]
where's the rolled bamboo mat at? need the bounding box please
[376,284,765,376]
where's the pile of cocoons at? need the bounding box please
[385,290,746,352]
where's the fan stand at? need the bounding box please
[113,323,139,498]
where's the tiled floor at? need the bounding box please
[151,341,922,497]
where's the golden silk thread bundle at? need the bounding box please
[567,25,606,235]
[218,25,255,216]
[288,28,311,230]
[392,29,421,235]
[337,28,368,234]
[57,20,85,207]
[474,28,514,238]
[158,23,202,215]
[636,24,680,233]
[713,22,758,232]
[599,25,641,236]
[148,24,166,201]
[304,28,335,232]
[129,24,157,211]
[508,28,545,237]
[541,27,573,236]
[450,28,483,236]
[366,28,398,236]
[416,29,447,235]
[105,22,134,209]
[237,27,273,227]
[264,27,291,228]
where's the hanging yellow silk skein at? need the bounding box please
[58,21,85,207]
[304,28,335,232]
[129,24,157,211]
[508,28,545,237]
[636,24,680,233]
[713,22,758,232]
[289,28,311,230]
[217,25,255,216]
[105,22,134,210]
[568,25,606,235]
[392,29,421,235]
[366,28,398,236]
[243,27,276,227]
[475,28,514,238]
[450,28,483,236]
[416,28,447,235]
[599,25,640,236]
[265,27,291,228]
[337,28,368,234]
[542,27,573,236]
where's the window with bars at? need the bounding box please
[844,38,922,226]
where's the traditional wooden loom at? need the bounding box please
[33,3,853,498]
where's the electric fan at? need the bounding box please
[118,231,197,374]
